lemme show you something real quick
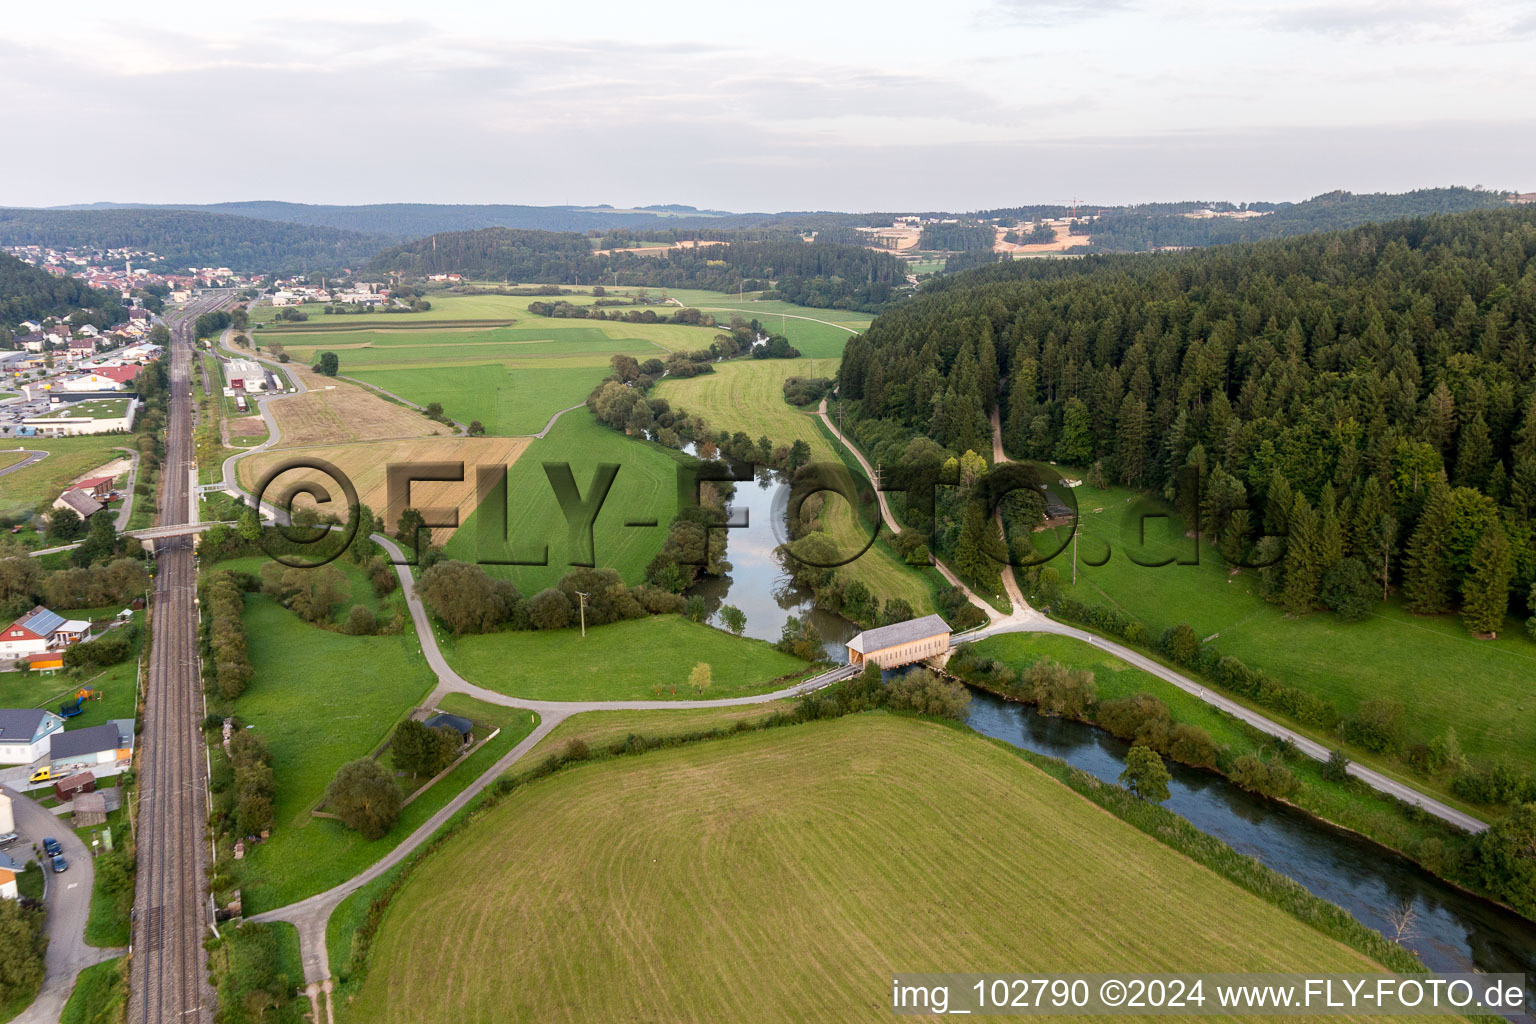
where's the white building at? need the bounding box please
[57,373,127,392]
[0,709,66,765]
[23,397,139,436]
[225,359,266,392]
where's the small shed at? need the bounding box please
[24,652,63,674]
[54,771,96,802]
[72,790,108,826]
[424,713,474,743]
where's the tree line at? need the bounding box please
[841,205,1536,640]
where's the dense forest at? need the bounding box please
[0,252,124,327]
[0,208,385,274]
[1083,188,1510,252]
[841,205,1536,643]
[371,230,909,311]
[917,220,997,252]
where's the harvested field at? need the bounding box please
[267,368,449,447]
[238,436,529,545]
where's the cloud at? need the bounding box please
[985,0,1134,27]
[1264,1,1472,40]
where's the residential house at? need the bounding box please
[47,719,134,777]
[0,851,23,900]
[0,708,66,764]
[0,606,90,657]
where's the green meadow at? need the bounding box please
[443,412,687,594]
[1027,477,1536,784]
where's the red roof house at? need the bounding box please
[92,366,141,387]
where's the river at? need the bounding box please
[683,460,858,662]
[967,689,1536,1016]
[690,452,1536,1015]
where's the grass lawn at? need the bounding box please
[0,436,133,517]
[970,632,1478,859]
[349,363,608,435]
[444,412,687,593]
[339,715,1390,1024]
[656,360,933,614]
[441,614,808,701]
[684,299,870,358]
[523,699,800,759]
[60,957,126,1024]
[1030,478,1536,783]
[231,595,436,911]
[237,693,538,913]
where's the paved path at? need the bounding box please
[0,448,48,477]
[248,529,860,988]
[5,784,125,1024]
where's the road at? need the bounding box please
[127,291,231,1024]
[246,526,858,1007]
[6,785,123,1024]
[0,449,48,477]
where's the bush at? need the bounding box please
[1229,754,1300,798]
[1478,802,1536,918]
[324,759,402,839]
[342,605,377,636]
[1342,698,1404,753]
[418,561,519,633]
[1097,693,1171,749]
[1159,623,1201,665]
[884,669,972,720]
[1322,748,1351,783]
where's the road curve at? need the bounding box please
[6,784,123,1024]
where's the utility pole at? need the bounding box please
[575,591,589,637]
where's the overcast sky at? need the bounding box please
[4,0,1533,211]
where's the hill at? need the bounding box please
[370,229,909,311]
[837,203,1536,812]
[54,201,742,237]
[1083,187,1511,251]
[337,715,1395,1023]
[0,207,385,274]
[0,251,124,329]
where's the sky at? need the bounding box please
[3,0,1533,211]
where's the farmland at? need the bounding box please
[237,435,528,547]
[0,436,133,516]
[443,412,686,593]
[1029,478,1536,786]
[347,363,607,435]
[338,715,1390,1024]
[440,613,808,701]
[263,366,449,447]
[656,359,933,614]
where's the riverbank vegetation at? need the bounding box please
[956,633,1536,921]
[329,712,1412,1023]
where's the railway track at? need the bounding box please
[128,292,230,1024]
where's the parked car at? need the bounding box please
[0,832,18,847]
[41,837,61,857]
[50,853,67,873]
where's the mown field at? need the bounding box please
[441,613,808,701]
[1030,478,1536,783]
[656,360,933,614]
[682,298,871,358]
[339,715,1389,1024]
[443,413,686,593]
[0,436,134,516]
[348,363,607,435]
